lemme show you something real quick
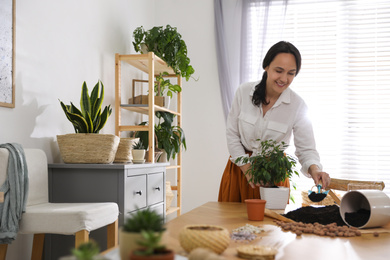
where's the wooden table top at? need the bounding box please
[163,201,390,260]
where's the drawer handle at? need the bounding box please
[154,187,161,191]
[134,190,142,196]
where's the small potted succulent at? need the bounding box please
[57,80,120,164]
[130,230,174,260]
[235,139,299,209]
[119,208,167,260]
[132,140,146,163]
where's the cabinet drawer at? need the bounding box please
[147,172,164,206]
[126,175,147,213]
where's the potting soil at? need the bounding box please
[283,205,346,226]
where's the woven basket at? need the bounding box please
[301,190,339,206]
[114,138,139,163]
[179,225,230,254]
[166,181,174,211]
[57,134,120,164]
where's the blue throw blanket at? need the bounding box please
[0,143,29,244]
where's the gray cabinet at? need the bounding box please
[46,162,167,259]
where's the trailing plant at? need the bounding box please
[59,80,112,133]
[132,140,146,150]
[235,139,299,187]
[132,25,195,81]
[123,207,165,233]
[71,240,100,260]
[135,111,186,161]
[155,72,182,98]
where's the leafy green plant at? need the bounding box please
[135,111,186,161]
[132,25,195,81]
[235,139,299,187]
[59,80,112,133]
[71,240,100,260]
[132,140,146,150]
[123,207,165,233]
[154,72,182,98]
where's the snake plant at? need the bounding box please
[59,80,112,133]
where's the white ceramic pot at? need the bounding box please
[132,149,145,161]
[340,190,390,228]
[260,186,289,210]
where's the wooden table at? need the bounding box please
[162,201,390,260]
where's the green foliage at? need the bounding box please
[235,139,299,187]
[154,72,182,98]
[132,25,195,81]
[71,240,100,260]
[59,80,112,133]
[135,112,186,161]
[123,207,166,233]
[132,140,146,150]
[133,230,167,256]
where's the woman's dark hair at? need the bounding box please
[252,41,301,106]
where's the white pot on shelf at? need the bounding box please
[260,186,289,210]
[132,149,145,163]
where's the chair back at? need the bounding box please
[0,148,49,206]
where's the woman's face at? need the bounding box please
[264,53,297,97]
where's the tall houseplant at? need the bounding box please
[235,139,299,209]
[57,80,119,164]
[132,25,195,81]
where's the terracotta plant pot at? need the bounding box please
[129,249,175,260]
[245,199,266,221]
[179,225,230,254]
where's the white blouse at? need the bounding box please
[226,81,322,177]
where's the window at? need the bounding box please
[246,0,390,197]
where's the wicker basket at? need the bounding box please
[57,134,120,164]
[114,138,139,163]
[179,225,230,254]
[166,181,174,211]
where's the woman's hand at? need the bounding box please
[309,164,331,189]
[240,163,257,189]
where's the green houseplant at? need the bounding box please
[130,230,174,260]
[71,240,104,260]
[155,72,182,99]
[119,208,168,260]
[132,25,195,81]
[135,111,186,161]
[57,80,119,164]
[235,139,299,209]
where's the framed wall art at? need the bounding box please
[0,0,15,108]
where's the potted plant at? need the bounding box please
[67,240,108,260]
[130,230,174,260]
[132,140,146,163]
[132,25,195,81]
[119,208,167,260]
[57,80,120,164]
[135,111,186,162]
[235,139,299,209]
[154,72,182,109]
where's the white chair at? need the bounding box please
[0,148,119,260]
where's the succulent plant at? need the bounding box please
[123,207,165,233]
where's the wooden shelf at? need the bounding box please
[120,104,181,116]
[166,165,181,170]
[166,207,180,215]
[118,54,175,75]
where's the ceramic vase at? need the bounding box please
[245,199,266,221]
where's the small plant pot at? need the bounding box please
[129,249,175,260]
[179,225,230,254]
[340,190,390,228]
[260,186,289,210]
[245,199,266,221]
[132,149,146,161]
[119,229,143,260]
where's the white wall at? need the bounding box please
[1,0,228,259]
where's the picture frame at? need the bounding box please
[0,0,15,108]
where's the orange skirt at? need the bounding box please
[218,157,290,202]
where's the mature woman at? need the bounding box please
[218,41,330,202]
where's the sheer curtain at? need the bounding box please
[215,0,390,197]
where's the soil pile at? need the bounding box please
[283,205,346,226]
